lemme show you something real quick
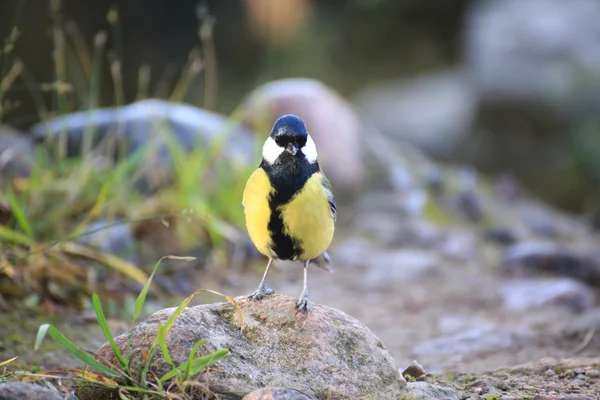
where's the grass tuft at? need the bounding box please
[25,256,231,398]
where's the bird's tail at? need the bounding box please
[310,251,334,273]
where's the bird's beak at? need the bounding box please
[285,143,297,155]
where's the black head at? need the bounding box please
[269,114,309,153]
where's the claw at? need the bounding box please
[247,285,274,301]
[296,290,310,312]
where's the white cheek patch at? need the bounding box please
[262,137,284,164]
[302,134,318,163]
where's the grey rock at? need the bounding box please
[352,69,475,161]
[242,388,311,400]
[585,369,600,378]
[241,78,365,195]
[0,125,34,180]
[400,381,461,400]
[0,382,68,400]
[77,294,402,400]
[77,219,137,263]
[502,242,600,287]
[500,277,596,312]
[465,0,600,113]
[412,324,529,363]
[32,99,255,190]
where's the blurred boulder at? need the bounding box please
[78,294,402,400]
[0,125,34,181]
[241,78,365,195]
[502,242,600,287]
[463,0,600,210]
[465,0,600,113]
[352,69,476,161]
[0,382,70,400]
[500,277,596,313]
[77,219,137,263]
[32,99,255,190]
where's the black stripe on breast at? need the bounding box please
[260,156,320,260]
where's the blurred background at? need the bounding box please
[2,0,600,386]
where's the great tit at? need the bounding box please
[243,114,336,311]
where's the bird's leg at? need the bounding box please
[296,260,310,311]
[248,258,275,301]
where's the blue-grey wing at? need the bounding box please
[321,174,337,223]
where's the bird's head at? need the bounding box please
[262,114,318,165]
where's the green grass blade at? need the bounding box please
[188,348,228,376]
[157,324,177,377]
[133,255,195,324]
[183,339,205,381]
[92,293,127,369]
[35,324,120,377]
[7,186,34,239]
[159,348,228,383]
[0,225,35,246]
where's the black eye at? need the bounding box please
[296,136,307,148]
[275,136,286,146]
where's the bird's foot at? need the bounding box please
[247,285,274,301]
[296,290,310,312]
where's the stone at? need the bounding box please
[32,99,255,191]
[465,0,600,112]
[585,369,600,378]
[502,242,600,287]
[500,277,596,312]
[0,125,34,181]
[242,387,311,400]
[352,69,475,162]
[0,382,68,400]
[77,219,137,263]
[77,294,402,400]
[400,381,462,400]
[463,0,600,210]
[402,360,428,381]
[241,78,364,194]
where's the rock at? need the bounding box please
[242,388,311,400]
[411,324,530,372]
[402,360,428,381]
[241,78,364,194]
[352,69,475,162]
[400,381,462,400]
[0,125,34,181]
[363,250,439,288]
[78,294,402,400]
[32,99,255,190]
[500,278,596,312]
[77,219,137,263]
[586,369,600,378]
[0,382,69,400]
[463,0,600,210]
[502,242,600,287]
[465,0,600,112]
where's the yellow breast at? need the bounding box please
[242,168,275,258]
[280,172,335,261]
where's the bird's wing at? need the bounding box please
[321,174,337,223]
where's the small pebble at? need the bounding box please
[544,368,556,377]
[570,378,586,387]
[564,369,575,377]
[402,360,427,380]
[586,369,600,378]
[576,373,588,380]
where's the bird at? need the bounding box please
[242,114,336,312]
